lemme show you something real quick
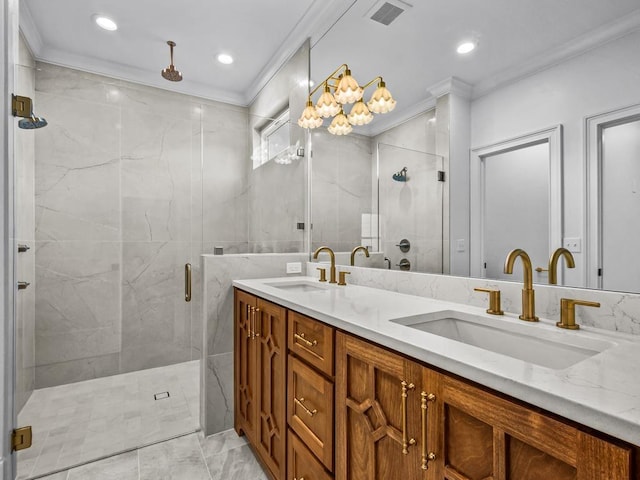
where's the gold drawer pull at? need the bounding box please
[401,381,416,454]
[421,392,436,469]
[294,478,305,480]
[294,397,317,417]
[294,332,317,348]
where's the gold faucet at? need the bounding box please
[548,247,575,285]
[350,245,370,266]
[504,248,538,322]
[313,246,337,284]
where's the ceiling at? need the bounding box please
[21,0,640,132]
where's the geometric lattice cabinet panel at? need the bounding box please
[234,289,287,480]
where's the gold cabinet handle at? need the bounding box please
[250,306,256,338]
[294,332,317,348]
[401,381,416,454]
[420,392,437,470]
[253,307,261,337]
[246,305,252,338]
[184,263,192,302]
[294,397,317,417]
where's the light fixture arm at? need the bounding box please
[308,63,349,98]
[360,76,384,90]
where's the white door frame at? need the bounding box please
[470,125,563,279]
[585,103,640,289]
[2,1,19,479]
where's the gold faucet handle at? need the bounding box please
[557,298,600,330]
[316,267,327,283]
[474,287,504,315]
[535,267,548,273]
[338,271,350,286]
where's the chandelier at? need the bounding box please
[297,64,396,135]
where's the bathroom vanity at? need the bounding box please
[233,277,640,480]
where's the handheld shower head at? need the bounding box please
[18,115,47,129]
[161,41,183,82]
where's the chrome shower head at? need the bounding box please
[161,41,183,82]
[18,115,48,129]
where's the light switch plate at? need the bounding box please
[563,237,582,253]
[456,239,465,252]
[286,262,302,274]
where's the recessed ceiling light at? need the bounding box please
[456,41,476,54]
[94,15,118,31]
[217,53,234,65]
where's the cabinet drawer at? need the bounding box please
[288,355,334,471]
[288,430,333,480]
[288,311,334,377]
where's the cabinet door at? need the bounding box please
[336,332,423,480]
[234,289,257,442]
[441,376,632,480]
[255,298,287,480]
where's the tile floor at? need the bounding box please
[37,430,268,480]
[18,361,200,479]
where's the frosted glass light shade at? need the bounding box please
[347,100,373,126]
[315,85,341,118]
[297,101,323,129]
[328,112,352,135]
[367,81,396,114]
[334,69,363,104]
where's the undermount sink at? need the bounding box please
[391,310,617,370]
[264,280,329,293]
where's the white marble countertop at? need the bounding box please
[233,276,640,446]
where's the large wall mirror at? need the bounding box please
[307,0,640,293]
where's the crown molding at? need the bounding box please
[37,46,247,106]
[473,7,640,99]
[427,77,473,100]
[19,1,43,57]
[243,0,356,105]
[364,96,437,137]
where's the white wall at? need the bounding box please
[470,30,640,287]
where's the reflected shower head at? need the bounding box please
[161,41,183,82]
[18,115,47,129]
[392,167,408,182]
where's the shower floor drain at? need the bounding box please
[154,391,170,400]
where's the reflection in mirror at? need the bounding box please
[378,144,444,273]
[470,126,562,284]
[587,105,640,293]
[309,3,640,293]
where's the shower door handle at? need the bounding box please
[185,263,192,302]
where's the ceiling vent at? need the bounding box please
[368,0,411,26]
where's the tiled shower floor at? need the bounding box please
[17,360,200,479]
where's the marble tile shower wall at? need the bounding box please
[33,63,249,388]
[15,34,36,412]
[311,130,373,253]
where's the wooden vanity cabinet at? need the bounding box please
[234,290,287,480]
[335,332,441,480]
[439,375,632,480]
[236,290,635,480]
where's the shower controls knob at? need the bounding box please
[17,281,31,290]
[396,259,411,271]
[396,239,410,252]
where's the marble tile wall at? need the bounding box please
[310,262,640,336]
[373,111,444,275]
[15,33,36,412]
[247,42,309,254]
[33,63,249,387]
[311,130,373,253]
[201,253,307,435]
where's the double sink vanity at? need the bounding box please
[232,257,640,480]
